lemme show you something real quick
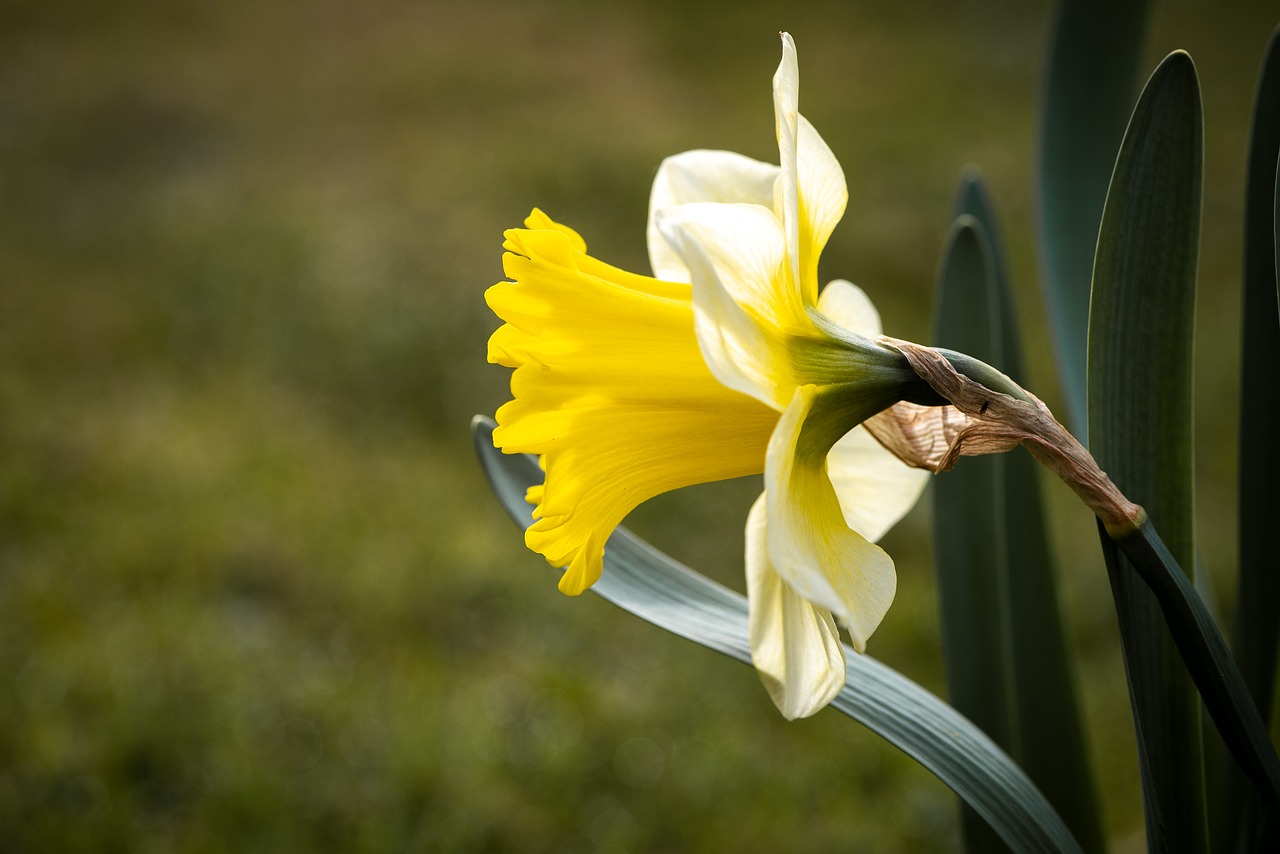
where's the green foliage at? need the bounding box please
[1237,17,1280,744]
[933,179,1103,853]
[1037,0,1151,437]
[932,217,1013,854]
[1087,50,1206,852]
[1225,26,1280,852]
[474,418,1085,854]
[1098,522,1280,846]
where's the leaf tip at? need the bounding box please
[1152,48,1201,95]
[959,163,986,189]
[953,167,992,220]
[471,413,497,446]
[947,213,989,250]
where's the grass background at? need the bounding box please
[0,0,1275,850]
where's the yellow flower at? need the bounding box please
[487,34,928,718]
[488,210,779,596]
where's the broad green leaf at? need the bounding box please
[1087,51,1206,852]
[1225,26,1280,853]
[472,416,1084,854]
[942,175,1104,853]
[1037,0,1150,438]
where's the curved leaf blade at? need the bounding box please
[1087,50,1206,852]
[472,416,1083,854]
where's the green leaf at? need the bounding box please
[1087,50,1206,852]
[1037,0,1151,438]
[1099,519,1280,848]
[932,216,1012,854]
[1225,26,1280,852]
[954,174,1020,381]
[938,175,1104,854]
[471,416,1084,854]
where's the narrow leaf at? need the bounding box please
[949,175,1105,853]
[1226,27,1280,852]
[1087,51,1206,851]
[1099,520,1280,847]
[1235,21,1280,748]
[472,416,1084,854]
[1037,0,1151,438]
[954,173,1018,382]
[932,216,1012,853]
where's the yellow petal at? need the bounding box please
[648,150,780,283]
[487,211,778,595]
[746,493,846,719]
[765,385,897,652]
[523,207,587,252]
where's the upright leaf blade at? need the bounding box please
[1037,0,1151,438]
[955,174,1019,382]
[1087,51,1206,852]
[1226,27,1280,853]
[1096,518,1280,844]
[951,175,1105,853]
[932,217,1012,853]
[472,416,1084,854]
[1235,22,1280,744]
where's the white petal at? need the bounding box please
[771,35,848,308]
[827,426,930,543]
[795,115,847,296]
[659,202,803,325]
[773,33,802,294]
[746,493,846,719]
[816,279,881,338]
[647,150,780,283]
[765,385,897,651]
[657,202,801,408]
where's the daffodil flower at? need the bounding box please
[486,33,929,718]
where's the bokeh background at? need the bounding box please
[1,0,1275,850]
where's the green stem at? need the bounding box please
[888,337,1280,834]
[1101,518,1280,842]
[937,347,1035,405]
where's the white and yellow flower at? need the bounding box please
[487,33,929,719]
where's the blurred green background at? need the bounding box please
[0,0,1274,850]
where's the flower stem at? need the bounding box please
[1102,520,1280,841]
[936,347,1034,405]
[884,336,1280,824]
